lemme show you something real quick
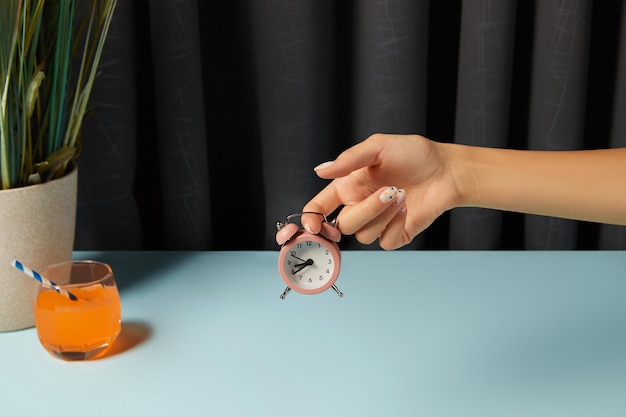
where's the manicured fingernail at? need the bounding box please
[314,161,334,171]
[394,189,406,206]
[398,207,407,216]
[304,223,313,234]
[379,186,397,204]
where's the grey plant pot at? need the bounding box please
[0,164,77,332]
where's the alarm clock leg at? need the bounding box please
[332,285,344,297]
[280,287,292,299]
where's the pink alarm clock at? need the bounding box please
[276,212,343,299]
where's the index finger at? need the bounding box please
[302,183,342,234]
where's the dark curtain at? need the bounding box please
[74,0,626,251]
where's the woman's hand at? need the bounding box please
[302,134,461,250]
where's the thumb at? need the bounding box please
[313,137,382,179]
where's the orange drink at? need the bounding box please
[35,261,121,361]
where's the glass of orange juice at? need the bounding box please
[35,260,122,361]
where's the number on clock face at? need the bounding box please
[283,240,335,289]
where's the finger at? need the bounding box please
[302,183,342,234]
[378,207,410,250]
[313,136,384,179]
[353,190,406,244]
[336,186,400,235]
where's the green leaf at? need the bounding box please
[1,0,117,189]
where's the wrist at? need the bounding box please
[438,142,478,209]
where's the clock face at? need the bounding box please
[279,234,340,294]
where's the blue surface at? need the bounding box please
[2,251,626,416]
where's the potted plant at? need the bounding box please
[0,0,117,331]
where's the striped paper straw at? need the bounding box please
[12,260,78,301]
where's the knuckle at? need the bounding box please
[355,229,378,245]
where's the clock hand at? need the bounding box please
[291,258,313,274]
[290,254,307,263]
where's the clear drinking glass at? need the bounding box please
[34,260,122,361]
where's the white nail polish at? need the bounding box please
[304,223,313,234]
[379,186,397,204]
[314,161,334,171]
[394,189,406,206]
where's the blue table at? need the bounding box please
[2,251,626,416]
